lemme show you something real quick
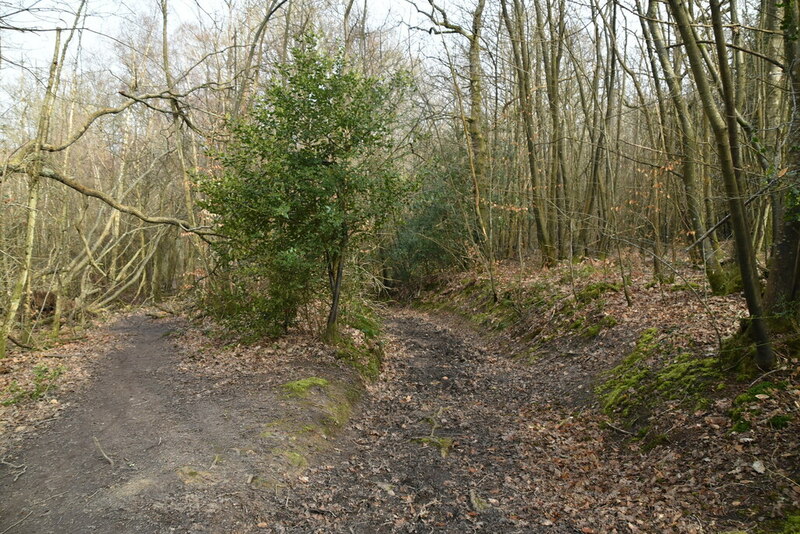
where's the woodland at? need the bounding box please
[0,0,799,532]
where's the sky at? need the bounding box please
[1,0,426,68]
[0,0,439,127]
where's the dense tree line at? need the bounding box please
[1,0,798,367]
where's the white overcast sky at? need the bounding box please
[1,0,432,68]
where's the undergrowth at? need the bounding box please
[337,304,384,381]
[595,328,723,423]
[2,364,65,406]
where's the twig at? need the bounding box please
[92,436,114,467]
[31,491,67,506]
[0,458,25,469]
[12,466,27,482]
[763,460,800,490]
[0,511,33,533]
[84,488,102,502]
[1,458,27,481]
[748,367,783,388]
[607,422,635,436]
[6,335,35,350]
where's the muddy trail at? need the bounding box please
[0,311,624,533]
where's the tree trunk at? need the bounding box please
[646,0,725,292]
[0,31,61,358]
[764,2,800,325]
[500,0,555,265]
[667,0,775,369]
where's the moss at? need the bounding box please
[280,377,330,398]
[757,512,800,533]
[720,330,763,380]
[413,436,454,458]
[280,450,308,468]
[250,476,282,490]
[557,263,598,284]
[576,282,620,303]
[669,282,701,292]
[708,261,743,296]
[768,414,792,430]
[581,315,618,338]
[176,466,215,485]
[597,330,724,422]
[654,354,722,399]
[729,381,788,432]
[321,397,353,433]
[513,346,543,365]
[734,381,785,406]
[641,433,669,452]
[469,293,520,332]
[344,304,382,340]
[731,419,752,433]
[583,324,603,338]
[634,425,651,440]
[337,340,383,381]
[595,329,659,416]
[778,513,800,533]
[2,364,65,406]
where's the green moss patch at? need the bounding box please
[576,282,620,303]
[596,328,659,417]
[176,466,216,485]
[280,377,330,398]
[596,329,723,423]
[337,340,383,381]
[756,512,800,533]
[729,381,791,433]
[720,330,761,379]
[669,282,701,292]
[412,436,454,458]
[708,261,743,296]
[2,364,65,406]
[581,315,618,339]
[768,414,792,430]
[337,304,385,381]
[654,353,721,400]
[275,449,308,468]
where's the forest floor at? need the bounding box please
[0,259,798,533]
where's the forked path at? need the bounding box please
[0,311,583,533]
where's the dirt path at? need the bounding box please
[0,310,627,533]
[0,314,359,533]
[254,310,579,533]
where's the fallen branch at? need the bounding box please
[1,458,28,482]
[604,422,634,435]
[6,335,35,350]
[92,436,114,467]
[749,367,784,388]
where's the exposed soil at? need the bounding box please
[0,313,361,533]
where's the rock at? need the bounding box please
[751,460,766,474]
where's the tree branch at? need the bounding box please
[0,164,221,241]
